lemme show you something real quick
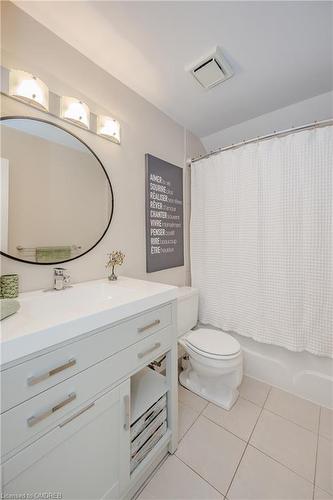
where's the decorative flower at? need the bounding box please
[106,250,125,269]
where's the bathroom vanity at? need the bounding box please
[0,277,178,499]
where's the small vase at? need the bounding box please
[108,266,117,281]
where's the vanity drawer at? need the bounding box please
[1,326,172,459]
[1,303,172,413]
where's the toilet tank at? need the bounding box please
[176,287,199,337]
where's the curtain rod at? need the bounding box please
[190,118,333,164]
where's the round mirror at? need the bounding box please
[0,117,114,264]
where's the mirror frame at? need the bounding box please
[0,115,114,265]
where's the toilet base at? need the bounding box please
[179,367,239,411]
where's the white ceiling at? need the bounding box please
[14,1,333,138]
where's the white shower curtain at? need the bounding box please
[191,126,332,357]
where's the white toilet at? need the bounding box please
[176,287,243,410]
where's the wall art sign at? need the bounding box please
[145,154,184,272]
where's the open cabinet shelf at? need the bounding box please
[130,366,170,476]
[130,367,169,424]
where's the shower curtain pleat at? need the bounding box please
[191,126,332,358]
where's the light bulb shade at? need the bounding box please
[9,69,49,111]
[61,96,90,129]
[97,115,120,143]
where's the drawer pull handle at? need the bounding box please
[137,342,161,359]
[27,358,76,386]
[123,395,130,431]
[59,402,95,428]
[138,319,160,333]
[27,392,76,427]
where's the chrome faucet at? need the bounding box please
[53,267,71,291]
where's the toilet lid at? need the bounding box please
[185,329,240,357]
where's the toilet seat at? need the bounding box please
[184,329,241,360]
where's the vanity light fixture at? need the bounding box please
[3,65,121,145]
[60,96,90,129]
[97,115,120,143]
[9,69,49,111]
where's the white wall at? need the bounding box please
[0,2,206,292]
[202,91,333,151]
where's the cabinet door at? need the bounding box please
[2,380,130,500]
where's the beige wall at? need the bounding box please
[0,2,205,292]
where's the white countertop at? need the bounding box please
[0,277,177,368]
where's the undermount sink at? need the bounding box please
[0,276,177,367]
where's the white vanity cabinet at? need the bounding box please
[3,381,130,500]
[1,286,178,500]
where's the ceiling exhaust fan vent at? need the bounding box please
[188,47,233,89]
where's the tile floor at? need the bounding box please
[138,376,333,500]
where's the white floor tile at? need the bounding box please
[314,487,333,500]
[178,401,199,441]
[178,384,208,413]
[228,445,313,500]
[239,376,271,407]
[137,455,223,499]
[250,409,317,482]
[265,387,320,432]
[203,397,261,441]
[316,436,333,495]
[176,415,246,495]
[320,407,333,440]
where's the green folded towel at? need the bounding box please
[1,299,20,320]
[36,246,71,263]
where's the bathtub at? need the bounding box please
[198,324,333,409]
